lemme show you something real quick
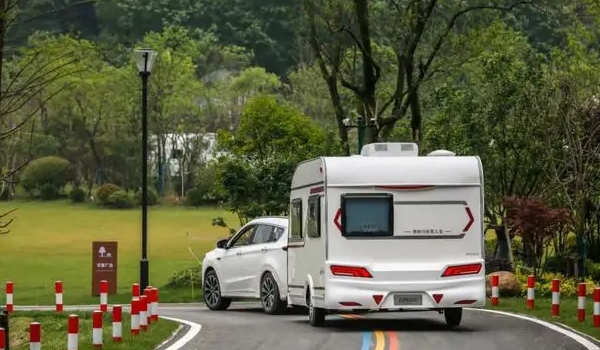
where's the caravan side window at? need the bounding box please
[341,193,393,237]
[307,195,321,238]
[290,198,303,240]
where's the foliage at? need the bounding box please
[96,184,122,205]
[134,188,159,206]
[166,265,202,288]
[39,184,60,200]
[184,188,205,207]
[105,190,135,209]
[504,196,571,275]
[20,157,72,194]
[69,187,86,203]
[514,266,597,297]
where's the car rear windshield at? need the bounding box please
[341,194,394,237]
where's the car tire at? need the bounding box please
[444,307,462,328]
[260,272,288,315]
[307,291,326,327]
[203,269,232,311]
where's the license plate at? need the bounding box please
[393,294,422,306]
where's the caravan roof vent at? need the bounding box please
[428,150,456,157]
[360,142,419,157]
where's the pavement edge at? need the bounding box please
[158,315,202,350]
[467,308,600,350]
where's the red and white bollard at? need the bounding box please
[92,310,102,348]
[151,287,159,322]
[0,327,5,350]
[99,280,108,312]
[131,298,140,336]
[67,314,79,350]
[132,284,140,298]
[593,287,600,328]
[551,279,560,317]
[55,281,64,312]
[5,282,13,313]
[29,322,41,350]
[578,282,586,322]
[139,295,148,331]
[491,275,499,306]
[144,288,152,324]
[526,275,535,309]
[112,305,122,342]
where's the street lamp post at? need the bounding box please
[133,48,158,291]
[342,116,376,154]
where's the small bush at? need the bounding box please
[105,190,135,209]
[69,187,86,203]
[39,183,59,200]
[20,156,71,194]
[97,183,121,204]
[514,267,596,297]
[135,187,158,206]
[184,188,205,207]
[166,265,202,288]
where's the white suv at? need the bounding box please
[201,217,289,314]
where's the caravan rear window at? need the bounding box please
[341,194,394,237]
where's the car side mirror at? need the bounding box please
[216,239,229,249]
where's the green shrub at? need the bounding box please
[69,187,86,203]
[97,183,121,204]
[105,190,135,209]
[20,156,71,194]
[184,187,205,207]
[135,187,158,206]
[39,183,59,200]
[166,265,202,288]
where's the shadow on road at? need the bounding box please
[226,306,309,316]
[322,317,477,332]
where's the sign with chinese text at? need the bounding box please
[92,241,118,296]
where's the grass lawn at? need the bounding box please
[0,200,237,305]
[6,311,179,349]
[488,297,600,340]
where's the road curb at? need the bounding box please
[158,316,202,350]
[467,308,600,350]
[13,306,203,350]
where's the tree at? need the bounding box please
[215,95,326,225]
[302,0,540,153]
[425,21,556,262]
[504,196,571,276]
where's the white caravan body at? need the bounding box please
[286,142,485,315]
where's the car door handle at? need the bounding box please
[236,251,243,256]
[261,247,268,252]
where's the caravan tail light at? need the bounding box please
[330,265,373,278]
[441,263,482,277]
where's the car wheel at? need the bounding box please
[260,272,287,315]
[307,291,325,327]
[444,307,462,328]
[203,269,232,311]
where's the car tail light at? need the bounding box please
[441,263,482,277]
[330,265,373,278]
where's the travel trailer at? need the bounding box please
[285,142,485,328]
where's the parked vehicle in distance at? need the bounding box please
[202,217,289,314]
[286,142,485,328]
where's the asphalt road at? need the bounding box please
[17,303,599,349]
[158,302,600,350]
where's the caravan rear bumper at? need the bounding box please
[323,275,486,311]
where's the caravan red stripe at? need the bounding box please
[310,186,324,194]
[375,185,434,190]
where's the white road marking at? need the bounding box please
[159,316,202,350]
[468,308,600,350]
